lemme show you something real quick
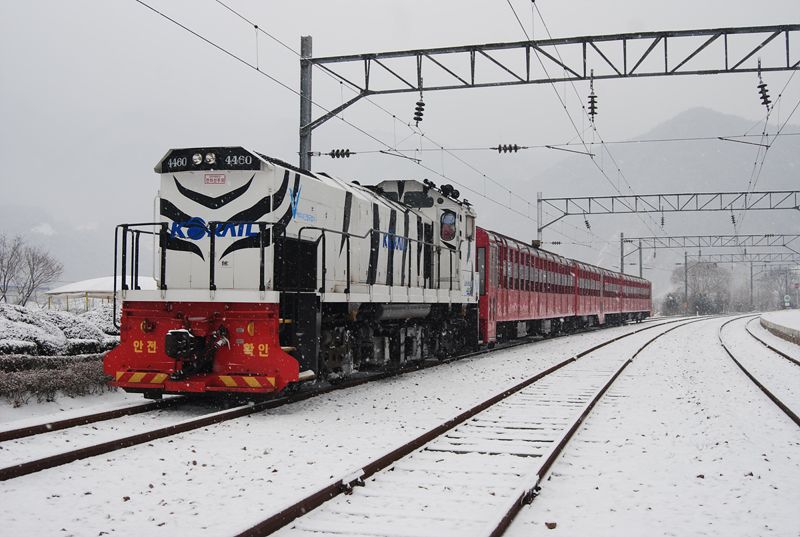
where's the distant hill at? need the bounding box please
[500,107,800,296]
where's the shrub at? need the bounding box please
[0,357,111,406]
[0,339,37,355]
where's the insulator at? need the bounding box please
[660,213,665,227]
[730,213,736,225]
[551,241,562,245]
[497,144,520,153]
[329,149,351,158]
[588,93,598,120]
[757,82,771,109]
[584,218,591,230]
[413,99,425,124]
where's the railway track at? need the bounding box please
[235,316,708,537]
[718,316,800,427]
[0,318,675,482]
[744,317,800,367]
[0,396,184,443]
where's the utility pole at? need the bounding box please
[750,261,754,311]
[620,232,624,274]
[638,239,643,278]
[536,192,543,243]
[299,36,313,171]
[684,251,689,315]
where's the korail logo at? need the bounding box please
[169,217,258,240]
[289,186,316,223]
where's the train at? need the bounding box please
[104,147,651,398]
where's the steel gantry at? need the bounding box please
[299,24,800,169]
[686,252,800,263]
[538,190,800,241]
[618,233,800,275]
[677,253,799,312]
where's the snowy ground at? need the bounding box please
[748,318,800,359]
[761,309,800,332]
[0,390,144,430]
[7,316,794,537]
[506,316,800,537]
[0,320,673,537]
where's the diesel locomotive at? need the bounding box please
[104,147,650,398]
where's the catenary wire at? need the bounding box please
[135,0,604,251]
[207,0,606,251]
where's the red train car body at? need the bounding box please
[476,227,651,344]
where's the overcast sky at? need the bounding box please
[1,0,798,284]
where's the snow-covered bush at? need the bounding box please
[0,303,119,355]
[0,357,110,406]
[0,353,103,372]
[80,303,120,336]
[0,339,37,355]
[0,305,68,355]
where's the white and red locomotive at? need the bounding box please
[105,147,650,398]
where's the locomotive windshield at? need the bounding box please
[403,191,434,208]
[440,210,456,241]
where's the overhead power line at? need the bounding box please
[133,0,605,252]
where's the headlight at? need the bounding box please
[192,153,203,165]
[205,152,216,165]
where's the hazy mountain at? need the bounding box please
[507,107,800,296]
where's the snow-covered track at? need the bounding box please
[0,397,184,443]
[236,317,704,537]
[718,316,800,428]
[745,318,800,367]
[0,318,671,482]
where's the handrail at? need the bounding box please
[111,219,466,322]
[297,225,464,294]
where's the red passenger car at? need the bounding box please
[475,227,651,344]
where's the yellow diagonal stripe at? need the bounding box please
[129,372,146,383]
[265,377,276,387]
[218,375,238,387]
[151,373,168,384]
[115,371,124,381]
[243,377,262,388]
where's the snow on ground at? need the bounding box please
[0,320,671,537]
[270,320,700,537]
[506,316,800,537]
[0,401,217,468]
[762,309,800,332]
[748,317,800,359]
[720,317,800,416]
[0,390,144,429]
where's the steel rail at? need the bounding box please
[233,316,698,537]
[485,316,710,537]
[0,317,664,482]
[745,318,800,367]
[718,316,800,427]
[0,397,185,443]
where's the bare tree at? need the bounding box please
[14,244,63,306]
[756,267,792,309]
[0,234,24,303]
[670,262,732,314]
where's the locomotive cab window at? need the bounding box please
[440,210,457,241]
[404,191,434,208]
